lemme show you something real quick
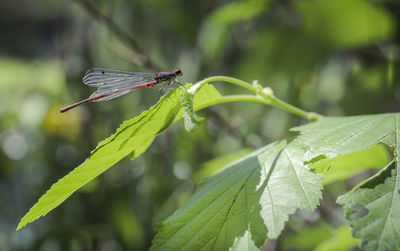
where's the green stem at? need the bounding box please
[194,76,256,93]
[195,95,266,110]
[270,98,321,121]
[190,76,322,121]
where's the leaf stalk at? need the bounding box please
[189,76,322,121]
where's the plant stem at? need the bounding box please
[190,76,322,121]
[195,95,266,111]
[269,98,321,121]
[193,76,257,93]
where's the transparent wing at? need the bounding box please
[83,68,155,87]
[84,68,156,102]
[89,89,133,102]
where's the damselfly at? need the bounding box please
[60,68,182,113]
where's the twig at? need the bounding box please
[74,0,159,70]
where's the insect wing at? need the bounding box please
[83,68,155,87]
[89,89,133,102]
[83,68,155,102]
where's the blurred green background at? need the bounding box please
[1,0,399,250]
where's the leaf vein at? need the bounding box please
[284,149,313,208]
[327,116,386,154]
[210,167,258,250]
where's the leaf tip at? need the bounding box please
[16,216,29,231]
[16,223,24,231]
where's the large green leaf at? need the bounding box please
[152,139,323,250]
[17,84,222,230]
[291,114,396,160]
[296,114,400,250]
[337,161,400,251]
[153,113,399,250]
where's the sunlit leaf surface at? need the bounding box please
[153,113,399,250]
[297,114,400,251]
[152,139,323,249]
[17,84,222,230]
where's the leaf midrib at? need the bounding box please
[284,149,313,208]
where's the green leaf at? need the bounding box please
[291,114,396,160]
[152,139,323,250]
[230,231,259,251]
[293,114,400,251]
[17,84,222,230]
[337,161,400,251]
[310,144,389,185]
[154,113,400,250]
[17,89,180,230]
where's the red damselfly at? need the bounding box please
[60,68,183,113]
